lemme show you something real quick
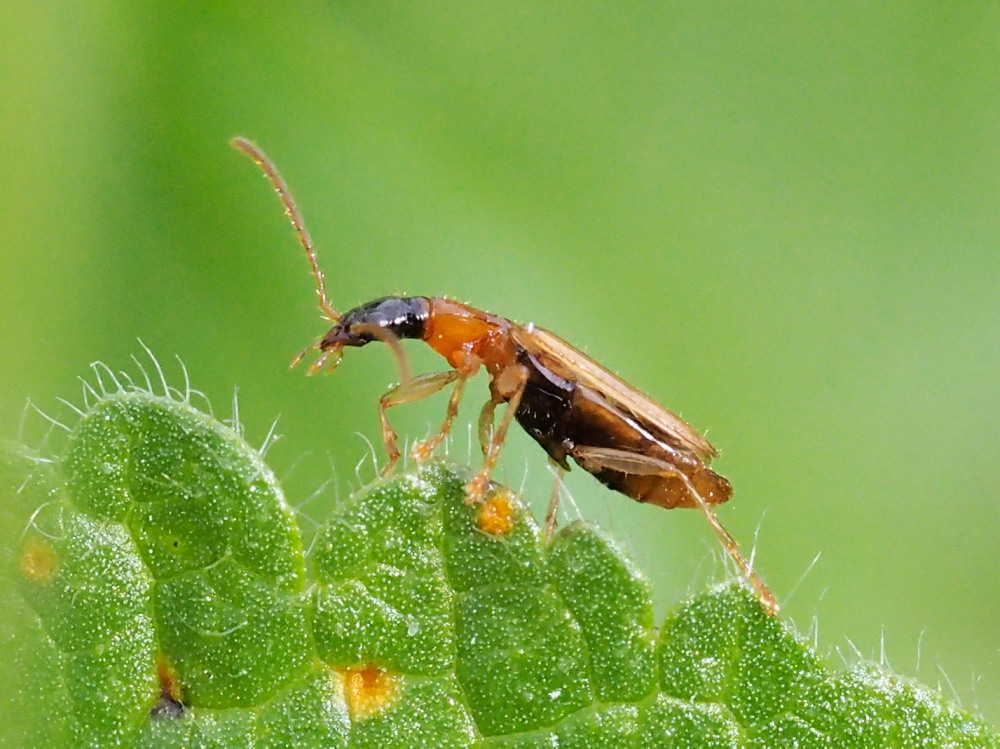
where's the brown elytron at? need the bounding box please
[232,137,777,615]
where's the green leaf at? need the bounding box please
[4,383,997,746]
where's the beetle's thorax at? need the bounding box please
[422,298,516,372]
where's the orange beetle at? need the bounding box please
[233,137,777,615]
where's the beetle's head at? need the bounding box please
[304,296,430,373]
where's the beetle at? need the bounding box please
[232,137,777,615]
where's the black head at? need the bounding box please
[320,296,430,351]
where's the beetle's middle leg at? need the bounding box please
[571,446,778,615]
[465,364,528,504]
[477,398,499,456]
[378,371,460,475]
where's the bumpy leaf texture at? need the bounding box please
[5,388,996,747]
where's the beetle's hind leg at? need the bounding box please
[571,446,778,615]
[544,461,567,542]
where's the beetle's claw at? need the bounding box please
[380,454,399,477]
[464,476,488,505]
[410,438,437,463]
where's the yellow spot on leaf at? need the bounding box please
[19,537,59,584]
[477,489,517,536]
[340,664,399,720]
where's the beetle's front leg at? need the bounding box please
[410,370,471,463]
[378,371,462,475]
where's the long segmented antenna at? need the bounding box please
[231,136,341,322]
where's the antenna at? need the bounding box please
[231,137,341,322]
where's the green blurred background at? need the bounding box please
[2,2,997,725]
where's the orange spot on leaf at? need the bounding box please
[339,664,399,720]
[155,652,185,707]
[477,490,517,536]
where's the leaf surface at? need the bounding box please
[4,388,996,747]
